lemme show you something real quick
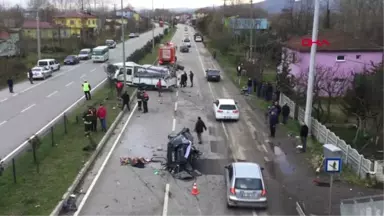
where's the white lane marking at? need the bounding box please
[162,183,170,216]
[90,68,96,73]
[0,120,7,126]
[21,103,36,113]
[74,103,138,216]
[20,73,65,93]
[174,102,178,112]
[12,93,18,97]
[252,210,258,216]
[46,90,58,98]
[80,74,86,79]
[0,98,8,102]
[264,156,270,162]
[65,81,74,87]
[262,144,268,153]
[221,122,229,140]
[172,118,176,131]
[176,90,178,97]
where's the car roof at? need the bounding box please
[80,48,91,51]
[38,59,55,61]
[32,66,44,69]
[233,162,262,178]
[113,61,138,67]
[218,99,236,105]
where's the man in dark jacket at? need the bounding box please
[274,101,281,123]
[91,106,97,132]
[137,89,143,111]
[7,77,13,93]
[266,82,273,101]
[253,77,258,93]
[28,69,34,84]
[269,110,278,138]
[247,78,252,95]
[189,71,194,87]
[121,91,130,111]
[300,124,309,153]
[282,103,290,124]
[194,116,207,144]
[182,72,188,87]
[142,91,149,113]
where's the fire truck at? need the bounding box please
[158,42,177,65]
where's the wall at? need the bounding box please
[23,29,53,39]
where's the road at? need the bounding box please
[0,27,164,159]
[73,25,298,216]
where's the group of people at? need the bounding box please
[180,71,194,88]
[83,103,108,135]
[245,77,275,101]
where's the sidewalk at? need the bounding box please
[209,54,382,215]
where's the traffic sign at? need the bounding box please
[325,158,342,173]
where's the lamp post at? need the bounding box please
[36,10,41,60]
[303,0,320,133]
[249,0,253,60]
[121,0,126,89]
[152,0,155,50]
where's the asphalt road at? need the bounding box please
[0,27,164,159]
[74,25,297,216]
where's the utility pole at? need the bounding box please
[121,0,126,89]
[304,0,320,133]
[81,0,84,11]
[152,0,155,50]
[249,0,253,60]
[36,10,41,60]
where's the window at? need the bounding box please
[70,20,74,25]
[336,55,345,61]
[356,55,361,59]
[92,20,95,24]
[49,61,54,65]
[235,178,263,190]
[219,104,237,110]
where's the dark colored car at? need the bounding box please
[64,55,79,65]
[206,69,221,82]
[180,45,189,53]
[106,39,116,48]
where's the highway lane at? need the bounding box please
[0,27,165,159]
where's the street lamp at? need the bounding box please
[121,0,127,90]
[249,0,253,60]
[152,0,155,50]
[36,10,41,60]
[304,0,320,132]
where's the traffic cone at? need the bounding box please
[191,182,199,195]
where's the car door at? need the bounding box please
[54,60,60,68]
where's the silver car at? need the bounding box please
[225,162,267,209]
[28,66,52,80]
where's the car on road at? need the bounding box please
[195,35,203,42]
[225,162,267,208]
[37,59,60,71]
[105,39,116,49]
[206,69,221,82]
[179,44,189,53]
[28,66,53,80]
[129,33,136,38]
[78,48,92,60]
[182,38,191,47]
[213,99,239,121]
[135,32,140,37]
[64,55,80,65]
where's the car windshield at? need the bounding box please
[66,56,74,59]
[184,39,190,42]
[106,40,114,44]
[32,68,41,72]
[38,61,48,66]
[208,70,220,75]
[235,178,262,190]
[79,50,89,54]
[93,50,103,55]
[219,104,237,110]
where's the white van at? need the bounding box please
[92,46,109,63]
[78,48,92,60]
[37,59,60,71]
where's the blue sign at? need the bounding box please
[224,18,269,30]
[325,158,342,173]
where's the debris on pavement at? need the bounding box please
[120,157,150,168]
[62,194,77,213]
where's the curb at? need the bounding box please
[49,88,137,216]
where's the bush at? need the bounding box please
[126,32,168,63]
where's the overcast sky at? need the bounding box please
[5,0,264,10]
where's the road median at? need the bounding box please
[0,27,175,215]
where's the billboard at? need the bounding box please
[223,18,268,30]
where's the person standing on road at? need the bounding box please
[189,71,194,87]
[96,103,107,132]
[121,90,131,111]
[194,116,207,144]
[266,82,273,101]
[137,89,143,111]
[91,106,97,132]
[7,77,14,93]
[82,80,91,100]
[269,110,278,138]
[28,69,34,84]
[247,78,252,95]
[116,80,123,99]
[156,79,162,97]
[142,90,149,113]
[182,71,188,87]
[300,124,309,153]
[282,103,290,124]
[82,107,93,136]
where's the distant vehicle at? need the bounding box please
[37,59,60,71]
[206,69,221,82]
[195,35,203,42]
[158,42,176,65]
[64,55,80,65]
[92,46,109,63]
[182,38,191,47]
[179,45,189,53]
[184,26,188,31]
[213,99,239,121]
[28,66,53,80]
[135,33,140,37]
[129,33,136,38]
[225,162,267,208]
[78,48,92,60]
[105,39,116,49]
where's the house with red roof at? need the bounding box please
[53,11,98,36]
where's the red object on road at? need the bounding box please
[191,182,200,195]
[158,42,176,65]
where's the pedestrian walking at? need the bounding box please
[269,111,278,138]
[28,69,34,84]
[82,107,93,136]
[137,89,143,111]
[156,79,162,97]
[300,124,309,153]
[121,90,131,111]
[194,116,207,144]
[247,78,252,95]
[97,103,107,132]
[282,103,290,124]
[116,81,123,99]
[82,80,91,100]
[189,71,194,87]
[142,90,149,113]
[266,82,273,101]
[7,77,13,93]
[91,106,97,132]
[212,50,216,59]
[182,72,188,87]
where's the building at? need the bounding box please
[22,20,71,39]
[53,12,98,36]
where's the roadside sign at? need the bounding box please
[325,158,341,173]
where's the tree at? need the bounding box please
[276,48,298,97]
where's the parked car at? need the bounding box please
[37,59,60,71]
[78,48,92,60]
[135,33,140,37]
[106,39,116,49]
[213,99,239,121]
[195,35,203,42]
[179,45,189,53]
[206,69,221,82]
[28,66,53,80]
[64,55,80,65]
[225,162,267,209]
[129,33,136,38]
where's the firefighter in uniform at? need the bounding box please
[83,107,93,136]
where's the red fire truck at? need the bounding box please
[158,42,176,65]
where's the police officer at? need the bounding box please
[137,89,143,111]
[142,90,149,113]
[82,80,91,100]
[82,107,93,136]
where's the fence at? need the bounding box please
[340,194,384,216]
[279,93,374,178]
[0,78,112,183]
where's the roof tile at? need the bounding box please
[54,11,97,18]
